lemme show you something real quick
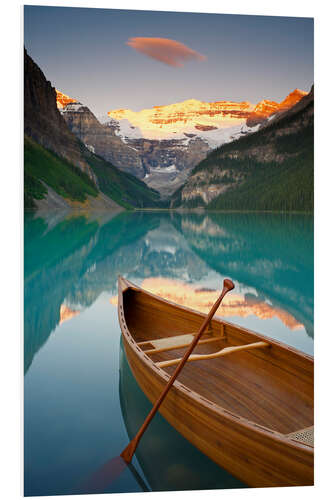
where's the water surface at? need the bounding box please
[24,210,313,496]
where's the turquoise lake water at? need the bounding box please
[24,210,313,496]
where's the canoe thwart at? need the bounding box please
[286,426,314,447]
[157,341,270,368]
[138,332,224,355]
[138,333,195,348]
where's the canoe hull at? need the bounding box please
[118,278,313,488]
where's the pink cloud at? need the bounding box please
[126,37,206,68]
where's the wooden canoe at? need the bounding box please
[118,276,314,488]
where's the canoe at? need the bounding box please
[117,276,314,488]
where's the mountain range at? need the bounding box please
[58,88,307,198]
[24,48,313,211]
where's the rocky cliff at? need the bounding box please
[24,48,94,178]
[172,86,314,211]
[60,102,144,175]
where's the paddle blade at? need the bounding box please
[77,455,127,494]
[121,438,138,464]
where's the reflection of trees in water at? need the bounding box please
[24,214,100,373]
[172,212,313,338]
[118,342,244,492]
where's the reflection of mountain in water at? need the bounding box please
[24,210,313,374]
[119,342,244,491]
[24,211,209,374]
[51,213,211,311]
[172,212,313,338]
[128,216,211,283]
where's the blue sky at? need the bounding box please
[24,6,313,117]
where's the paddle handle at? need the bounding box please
[121,278,235,463]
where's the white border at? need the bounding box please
[1,1,331,500]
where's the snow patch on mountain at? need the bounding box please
[84,143,95,153]
[152,164,177,173]
[60,102,85,113]
[98,114,112,124]
[103,118,143,142]
[188,123,260,148]
[103,117,260,150]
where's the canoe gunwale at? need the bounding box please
[117,276,313,453]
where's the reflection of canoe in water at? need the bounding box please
[118,276,313,488]
[119,341,244,491]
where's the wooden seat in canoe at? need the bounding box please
[156,340,270,368]
[137,332,222,354]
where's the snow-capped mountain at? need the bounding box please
[56,89,308,198]
[106,90,306,147]
[106,98,255,146]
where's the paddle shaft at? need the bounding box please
[121,278,235,463]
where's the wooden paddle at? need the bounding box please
[121,278,235,463]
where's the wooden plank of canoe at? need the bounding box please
[138,333,222,354]
[152,342,313,434]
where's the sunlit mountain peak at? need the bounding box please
[55,90,77,109]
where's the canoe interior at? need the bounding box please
[123,287,313,436]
